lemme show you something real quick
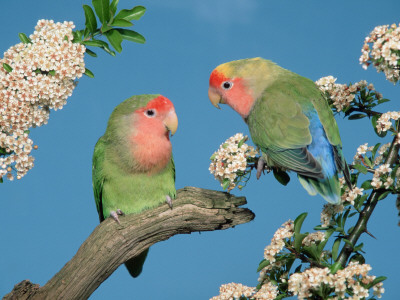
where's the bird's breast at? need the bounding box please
[130,133,172,174]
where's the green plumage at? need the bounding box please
[235,59,349,203]
[92,94,176,277]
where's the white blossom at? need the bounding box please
[0,19,85,180]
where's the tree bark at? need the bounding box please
[4,187,255,300]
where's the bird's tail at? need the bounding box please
[298,173,341,204]
[125,248,149,278]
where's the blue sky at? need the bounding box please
[1,0,399,299]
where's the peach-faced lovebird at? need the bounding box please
[92,94,178,277]
[208,58,350,204]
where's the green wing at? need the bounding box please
[92,136,106,222]
[247,75,335,179]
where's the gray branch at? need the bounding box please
[3,187,255,300]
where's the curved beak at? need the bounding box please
[164,109,178,136]
[208,88,225,109]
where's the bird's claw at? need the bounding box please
[256,157,266,180]
[166,195,173,209]
[110,209,125,224]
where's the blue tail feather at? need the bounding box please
[302,110,341,203]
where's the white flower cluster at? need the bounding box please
[371,164,393,189]
[210,222,293,300]
[352,142,394,190]
[263,220,294,263]
[210,282,278,300]
[360,23,400,83]
[376,111,400,134]
[0,19,85,180]
[302,231,326,247]
[288,262,384,299]
[315,76,378,112]
[258,220,294,283]
[210,283,255,300]
[341,186,364,206]
[209,133,258,191]
[353,142,390,167]
[320,203,344,227]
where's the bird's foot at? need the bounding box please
[110,209,125,224]
[256,157,266,180]
[165,195,173,209]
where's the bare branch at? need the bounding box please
[4,187,255,300]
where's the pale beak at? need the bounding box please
[164,109,178,136]
[208,88,225,109]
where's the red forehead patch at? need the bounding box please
[146,95,174,113]
[209,69,229,88]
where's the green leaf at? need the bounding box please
[222,178,231,190]
[335,227,345,234]
[110,0,119,15]
[83,27,91,39]
[330,262,342,274]
[110,19,133,27]
[369,276,387,287]
[84,68,95,78]
[272,168,290,186]
[85,48,97,57]
[115,5,146,21]
[343,238,354,248]
[372,114,387,137]
[347,226,355,235]
[294,212,307,234]
[83,5,98,33]
[364,155,373,168]
[48,70,56,76]
[348,113,367,120]
[378,191,391,200]
[72,30,82,43]
[361,180,373,190]
[350,253,365,264]
[83,38,116,56]
[377,98,390,104]
[353,164,368,174]
[294,233,307,252]
[332,238,341,261]
[105,29,123,52]
[101,23,113,33]
[237,137,247,149]
[353,242,364,252]
[371,143,381,158]
[83,39,108,47]
[18,32,31,44]
[313,226,330,230]
[257,259,270,272]
[116,28,145,44]
[2,63,12,72]
[355,194,368,210]
[317,229,333,252]
[92,0,110,24]
[101,43,116,56]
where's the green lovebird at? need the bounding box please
[208,58,351,204]
[92,94,178,278]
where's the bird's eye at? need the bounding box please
[222,81,233,90]
[145,109,156,117]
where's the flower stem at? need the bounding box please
[337,133,400,267]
